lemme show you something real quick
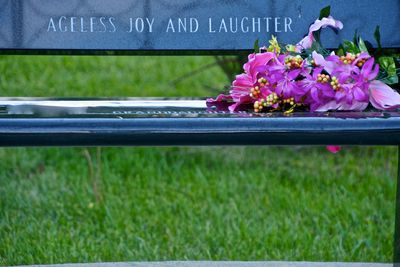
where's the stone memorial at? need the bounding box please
[0,0,399,53]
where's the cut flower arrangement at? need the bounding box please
[207,7,400,114]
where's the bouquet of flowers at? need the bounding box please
[207,7,400,114]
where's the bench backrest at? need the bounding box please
[0,0,399,55]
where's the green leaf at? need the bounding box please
[253,39,260,53]
[358,37,368,53]
[380,75,399,85]
[374,26,382,49]
[379,56,398,84]
[342,40,359,54]
[319,6,331,20]
[353,30,359,44]
[337,48,345,56]
[310,41,323,54]
[379,57,396,76]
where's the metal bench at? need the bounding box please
[1,0,400,265]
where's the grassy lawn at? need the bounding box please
[0,56,398,265]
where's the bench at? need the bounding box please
[1,0,400,265]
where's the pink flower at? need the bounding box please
[369,80,400,110]
[227,52,275,110]
[296,16,343,51]
[326,146,341,153]
[243,52,275,82]
[230,73,254,104]
[208,52,276,112]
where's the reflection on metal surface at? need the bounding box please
[0,98,399,119]
[0,99,207,108]
[0,99,206,116]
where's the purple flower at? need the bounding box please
[264,54,305,99]
[297,67,334,111]
[314,76,370,112]
[358,56,379,81]
[310,52,393,112]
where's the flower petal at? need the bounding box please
[369,80,400,110]
[338,101,368,111]
[296,16,343,51]
[310,87,320,102]
[353,87,368,102]
[309,16,344,32]
[228,102,253,112]
[296,34,314,50]
[244,52,275,82]
[315,100,340,112]
[233,73,253,86]
[206,94,233,111]
[228,102,241,112]
[231,74,254,102]
[312,51,336,74]
[361,57,379,81]
[206,94,232,104]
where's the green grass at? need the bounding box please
[0,56,227,97]
[0,56,398,265]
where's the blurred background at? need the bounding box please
[0,56,397,265]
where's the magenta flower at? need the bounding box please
[208,52,276,112]
[227,52,275,111]
[243,52,275,82]
[274,69,302,99]
[296,16,343,51]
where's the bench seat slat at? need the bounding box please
[0,118,399,146]
[0,98,399,146]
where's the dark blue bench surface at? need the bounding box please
[0,98,399,146]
